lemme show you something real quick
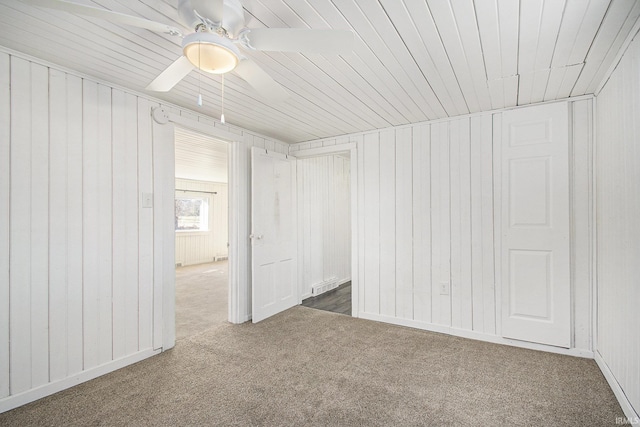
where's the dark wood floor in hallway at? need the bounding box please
[302,282,351,316]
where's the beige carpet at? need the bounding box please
[0,306,622,426]
[175,261,228,340]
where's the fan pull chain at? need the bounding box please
[220,74,225,124]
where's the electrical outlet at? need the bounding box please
[440,282,450,295]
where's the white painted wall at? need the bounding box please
[0,50,288,413]
[175,178,228,266]
[0,54,159,410]
[594,33,640,418]
[290,99,594,353]
[298,155,351,298]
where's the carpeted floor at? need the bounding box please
[0,306,623,426]
[175,260,228,340]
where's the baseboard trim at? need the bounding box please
[595,351,640,421]
[0,348,161,414]
[358,312,594,359]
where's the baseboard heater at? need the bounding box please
[311,278,339,296]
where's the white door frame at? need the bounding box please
[293,144,360,318]
[151,107,246,352]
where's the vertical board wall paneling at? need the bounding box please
[48,70,84,380]
[571,99,593,351]
[492,112,503,338]
[292,99,590,351]
[340,156,352,283]
[66,74,84,376]
[356,135,366,313]
[297,155,351,297]
[430,121,451,326]
[296,155,304,299]
[82,81,113,369]
[10,57,35,394]
[449,118,473,330]
[379,129,396,317]
[395,127,413,319]
[48,68,68,382]
[412,123,431,323]
[480,115,497,335]
[0,52,9,398]
[112,89,126,360]
[469,114,496,335]
[152,118,176,350]
[0,51,292,412]
[309,159,322,285]
[112,90,140,359]
[138,97,154,351]
[29,61,50,389]
[324,156,334,282]
[363,132,380,314]
[124,93,141,355]
[317,157,328,282]
[341,116,497,329]
[450,120,462,328]
[97,84,115,365]
[596,34,640,416]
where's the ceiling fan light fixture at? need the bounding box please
[182,32,240,74]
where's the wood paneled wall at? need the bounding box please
[595,34,640,417]
[0,51,288,412]
[175,179,228,266]
[290,99,593,350]
[298,155,351,298]
[357,116,497,331]
[0,54,156,402]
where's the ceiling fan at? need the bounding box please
[20,0,355,101]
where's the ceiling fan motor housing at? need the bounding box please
[178,0,245,37]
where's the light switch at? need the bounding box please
[440,282,450,295]
[141,193,153,208]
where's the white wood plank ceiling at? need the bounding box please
[175,126,228,182]
[0,0,638,143]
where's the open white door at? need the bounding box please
[499,102,570,348]
[251,148,298,323]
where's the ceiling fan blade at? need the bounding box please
[190,0,224,24]
[234,59,289,102]
[244,28,354,55]
[146,56,195,92]
[20,0,182,35]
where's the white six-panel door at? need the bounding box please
[251,148,298,323]
[498,102,571,348]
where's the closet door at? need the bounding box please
[250,148,298,323]
[497,102,570,348]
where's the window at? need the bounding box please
[175,197,209,232]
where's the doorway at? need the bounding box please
[174,126,229,340]
[297,152,353,316]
